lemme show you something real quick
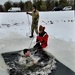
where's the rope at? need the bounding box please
[26,0,31,32]
[29,37,35,48]
[27,13,31,31]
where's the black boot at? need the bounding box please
[29,35,33,38]
[29,32,33,38]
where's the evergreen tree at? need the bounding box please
[46,0,51,11]
[13,2,19,7]
[59,0,68,7]
[24,1,32,11]
[36,0,42,11]
[0,5,4,12]
[50,1,55,10]
[55,1,59,7]
[40,1,47,11]
[4,1,12,11]
[33,0,37,5]
[19,1,24,11]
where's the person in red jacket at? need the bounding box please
[34,25,49,50]
[33,25,49,62]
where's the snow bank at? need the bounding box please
[0,55,9,75]
[47,38,75,72]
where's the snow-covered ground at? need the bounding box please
[0,11,75,74]
[0,11,75,41]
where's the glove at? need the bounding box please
[33,42,42,49]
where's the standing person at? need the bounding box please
[26,5,39,38]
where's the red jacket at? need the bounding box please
[36,32,48,48]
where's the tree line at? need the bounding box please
[0,0,74,12]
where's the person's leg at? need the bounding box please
[34,21,38,35]
[30,24,34,38]
[33,42,42,50]
[35,25,38,35]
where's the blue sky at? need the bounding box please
[0,0,32,5]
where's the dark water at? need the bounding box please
[49,60,75,75]
[1,50,56,75]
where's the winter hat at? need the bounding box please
[39,25,45,32]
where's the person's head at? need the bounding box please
[39,25,45,33]
[23,49,30,57]
[32,5,36,12]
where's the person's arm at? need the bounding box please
[41,34,48,48]
[36,36,39,42]
[18,51,25,57]
[42,34,48,43]
[26,12,32,16]
[18,53,25,57]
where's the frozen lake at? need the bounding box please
[0,10,75,74]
